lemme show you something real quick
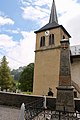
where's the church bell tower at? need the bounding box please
[33,0,71,96]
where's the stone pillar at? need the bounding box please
[56,39,75,112]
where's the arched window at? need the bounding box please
[49,34,54,45]
[63,35,65,39]
[40,36,45,47]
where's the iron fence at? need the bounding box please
[24,97,80,120]
[25,97,44,120]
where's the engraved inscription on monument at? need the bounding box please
[56,39,75,112]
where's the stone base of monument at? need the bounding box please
[56,86,75,113]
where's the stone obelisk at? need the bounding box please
[56,39,75,112]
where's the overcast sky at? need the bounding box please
[0,0,80,69]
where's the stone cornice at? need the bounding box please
[35,45,61,52]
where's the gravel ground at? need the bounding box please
[0,105,20,120]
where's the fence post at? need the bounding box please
[19,103,25,120]
[44,96,47,109]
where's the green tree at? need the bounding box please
[19,63,34,92]
[0,56,13,91]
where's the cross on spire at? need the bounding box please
[49,0,58,23]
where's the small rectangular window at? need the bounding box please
[52,34,54,44]
[49,35,52,45]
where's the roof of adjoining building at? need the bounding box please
[70,45,80,56]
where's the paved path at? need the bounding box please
[0,105,20,120]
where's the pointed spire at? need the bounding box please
[49,0,58,23]
[35,0,71,38]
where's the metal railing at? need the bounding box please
[25,109,80,120]
[51,111,80,120]
[19,97,80,120]
[25,97,44,120]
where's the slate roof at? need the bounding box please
[34,0,71,38]
[35,21,59,32]
[34,22,71,38]
[49,0,58,24]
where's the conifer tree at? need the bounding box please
[0,56,13,91]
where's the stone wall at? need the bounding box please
[0,92,80,112]
[0,92,43,107]
[0,92,56,108]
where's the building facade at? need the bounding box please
[33,0,80,97]
[71,45,80,97]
